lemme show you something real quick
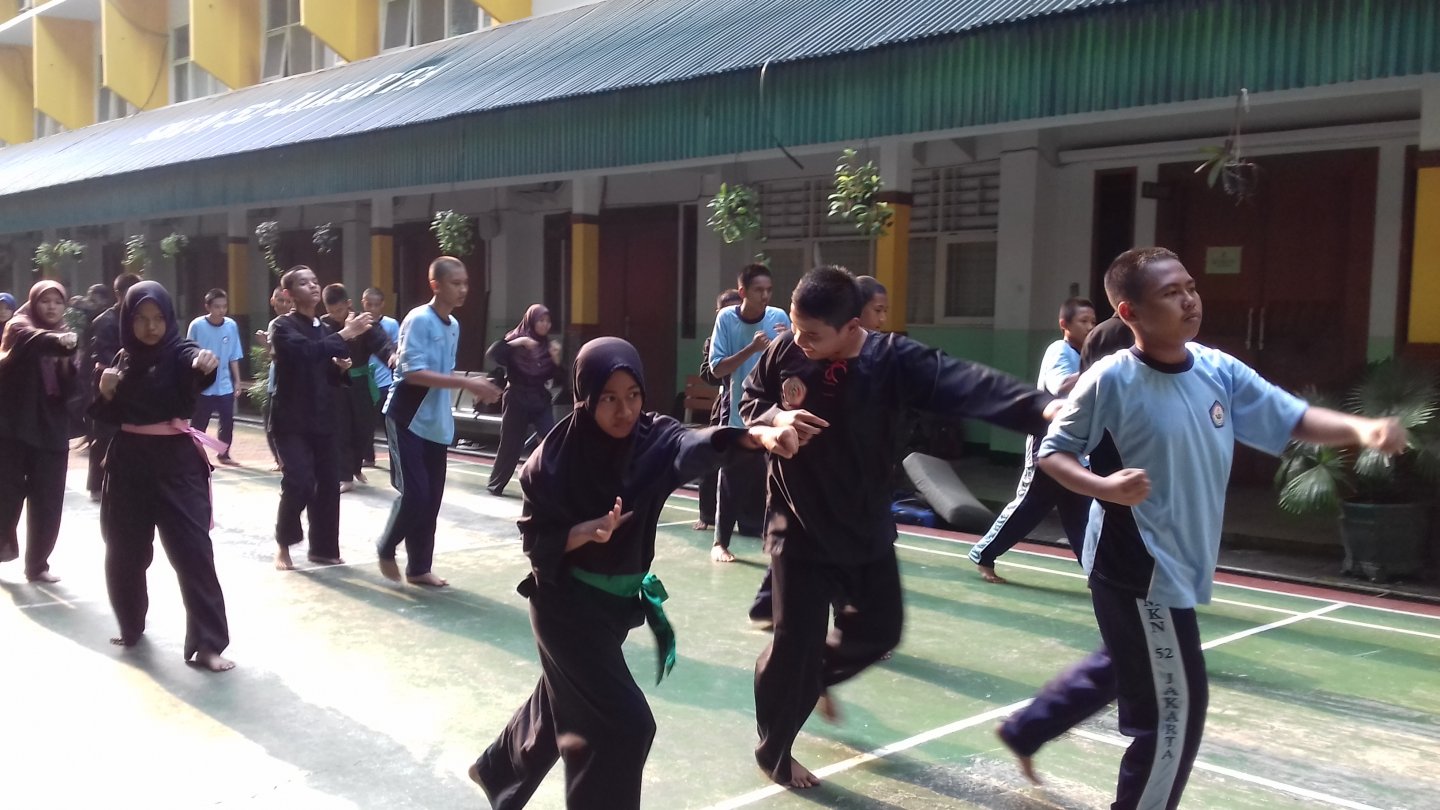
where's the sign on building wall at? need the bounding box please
[1206,246,1242,275]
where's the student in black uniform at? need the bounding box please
[93,281,233,672]
[86,273,143,502]
[471,337,796,810]
[486,303,561,496]
[0,281,79,581]
[268,266,374,571]
[320,283,393,493]
[693,289,743,531]
[741,266,1057,788]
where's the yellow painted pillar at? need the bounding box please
[33,17,96,132]
[370,227,395,314]
[1408,162,1440,343]
[570,214,600,326]
[0,1,19,25]
[874,191,913,333]
[301,0,379,63]
[473,0,531,24]
[0,46,31,146]
[191,0,259,90]
[102,0,169,110]
[227,237,249,315]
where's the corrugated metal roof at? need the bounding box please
[0,0,1134,198]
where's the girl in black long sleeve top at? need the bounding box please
[0,281,78,581]
[93,281,233,671]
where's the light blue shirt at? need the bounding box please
[388,305,459,445]
[369,315,400,388]
[1039,344,1307,607]
[1037,338,1081,395]
[186,316,244,396]
[708,304,790,427]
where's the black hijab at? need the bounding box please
[519,337,687,578]
[501,304,558,383]
[119,280,183,373]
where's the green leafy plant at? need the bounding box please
[706,182,763,244]
[33,239,85,272]
[430,210,474,257]
[828,148,894,238]
[255,220,281,277]
[312,222,339,255]
[1275,360,1440,516]
[247,345,272,410]
[124,234,149,272]
[1195,88,1259,203]
[159,232,188,260]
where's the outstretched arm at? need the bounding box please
[1292,407,1407,453]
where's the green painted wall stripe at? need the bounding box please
[2,0,1436,231]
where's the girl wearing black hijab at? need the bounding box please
[93,281,234,672]
[0,280,78,581]
[485,304,561,496]
[471,337,796,809]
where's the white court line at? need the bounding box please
[657,520,696,528]
[704,701,1029,810]
[706,551,1355,809]
[1067,728,1383,810]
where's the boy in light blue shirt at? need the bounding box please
[378,257,500,587]
[998,248,1406,810]
[187,288,245,464]
[707,263,790,563]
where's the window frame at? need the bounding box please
[933,230,999,326]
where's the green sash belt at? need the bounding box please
[348,365,380,404]
[569,569,677,684]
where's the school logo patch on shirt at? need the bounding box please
[781,375,807,409]
[1209,400,1226,428]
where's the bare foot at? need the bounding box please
[354,470,368,485]
[193,649,236,672]
[378,558,402,582]
[710,545,736,563]
[26,571,60,583]
[274,545,295,571]
[407,572,449,587]
[977,564,1007,584]
[816,691,842,724]
[339,481,355,494]
[109,635,141,647]
[692,520,712,531]
[467,762,483,786]
[307,554,345,566]
[782,759,820,789]
[996,724,1041,785]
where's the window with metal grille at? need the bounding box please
[265,0,343,79]
[383,0,488,51]
[940,238,997,321]
[170,25,226,103]
[911,163,1001,233]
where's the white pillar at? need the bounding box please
[1422,78,1440,152]
[341,201,368,298]
[996,141,1043,335]
[1367,142,1407,360]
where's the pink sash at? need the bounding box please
[120,419,226,529]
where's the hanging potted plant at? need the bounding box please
[255,220,281,277]
[33,239,85,279]
[1275,359,1440,581]
[160,232,189,262]
[1195,88,1260,203]
[706,182,763,244]
[312,222,339,255]
[828,148,894,238]
[124,234,151,273]
[430,210,475,257]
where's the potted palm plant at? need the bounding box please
[1275,359,1440,581]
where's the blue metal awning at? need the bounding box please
[0,0,1132,199]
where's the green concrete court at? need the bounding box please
[2,445,1438,809]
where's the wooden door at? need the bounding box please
[597,206,679,412]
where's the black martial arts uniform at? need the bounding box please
[485,320,560,496]
[741,331,1052,783]
[0,281,78,579]
[269,310,351,559]
[87,302,122,496]
[476,338,750,810]
[320,313,392,484]
[92,282,229,659]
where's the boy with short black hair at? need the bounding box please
[999,247,1405,810]
[361,287,401,468]
[854,275,889,331]
[187,288,245,465]
[742,265,1057,788]
[969,296,1097,582]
